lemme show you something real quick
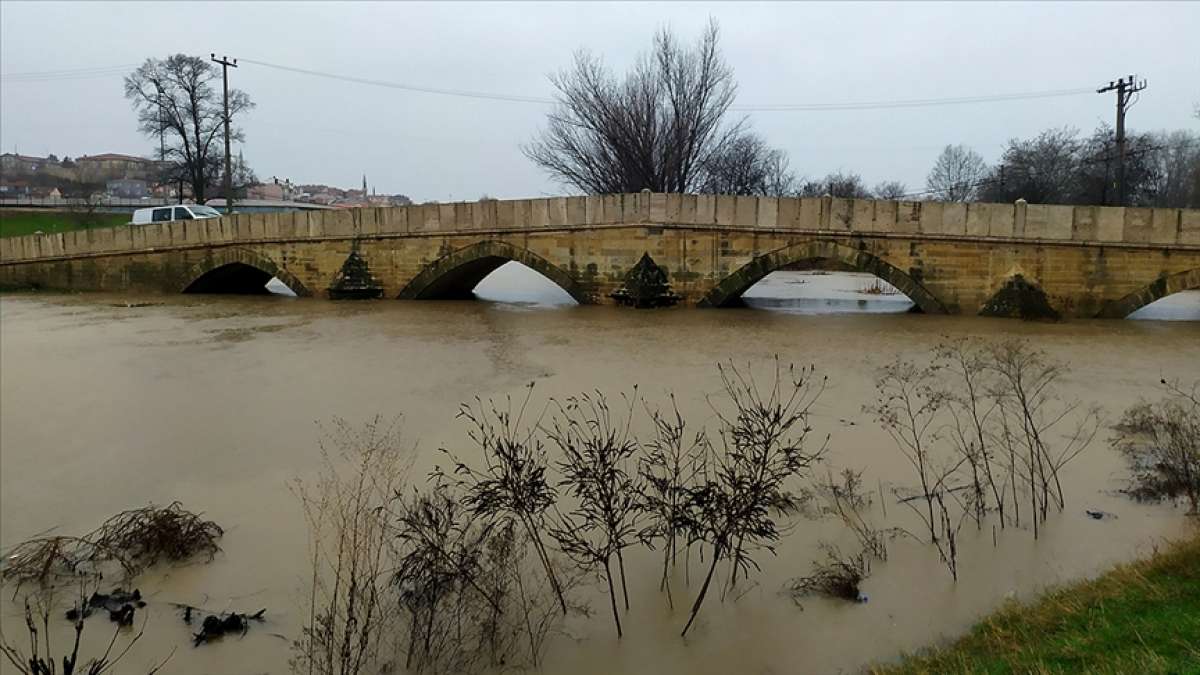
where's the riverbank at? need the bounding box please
[876,529,1200,674]
[0,210,128,237]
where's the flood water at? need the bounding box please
[1,266,1198,674]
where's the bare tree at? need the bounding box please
[796,171,871,198]
[926,144,988,202]
[1143,130,1200,208]
[978,127,1081,204]
[872,180,908,200]
[523,19,742,194]
[1075,124,1162,207]
[124,54,254,202]
[698,132,795,196]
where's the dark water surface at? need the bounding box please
[1,269,1197,674]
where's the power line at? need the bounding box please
[237,58,556,104]
[734,88,1095,112]
[2,57,1099,114]
[239,57,1095,112]
[0,64,140,82]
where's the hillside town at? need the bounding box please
[0,151,411,208]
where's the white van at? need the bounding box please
[130,204,223,225]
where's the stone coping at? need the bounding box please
[3,194,1198,264]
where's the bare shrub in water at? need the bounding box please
[679,360,827,636]
[545,392,642,638]
[446,386,569,616]
[638,396,708,609]
[393,479,579,672]
[868,354,981,579]
[870,340,1100,579]
[1114,378,1200,513]
[866,358,949,546]
[987,340,1099,539]
[807,468,897,563]
[290,416,410,675]
[933,338,1008,530]
[785,542,869,603]
[393,480,497,672]
[1,537,114,594]
[787,469,898,604]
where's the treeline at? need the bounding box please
[526,20,1200,208]
[792,125,1200,207]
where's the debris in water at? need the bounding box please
[63,588,146,624]
[1085,509,1117,521]
[188,607,267,646]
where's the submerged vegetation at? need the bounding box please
[1114,378,1200,513]
[281,344,1168,673]
[0,502,223,592]
[867,339,1099,580]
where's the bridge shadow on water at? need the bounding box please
[182,262,298,297]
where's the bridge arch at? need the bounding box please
[1097,267,1200,319]
[181,247,311,296]
[398,240,591,303]
[699,239,948,314]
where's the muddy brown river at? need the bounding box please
[2,268,1198,674]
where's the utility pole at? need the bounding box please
[1096,74,1147,206]
[211,54,238,213]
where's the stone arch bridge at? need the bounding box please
[2,193,1198,318]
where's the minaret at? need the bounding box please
[362,174,367,196]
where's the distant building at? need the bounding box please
[75,153,169,182]
[106,178,150,199]
[0,153,50,174]
[204,198,335,214]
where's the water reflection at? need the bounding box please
[264,277,298,297]
[472,261,578,307]
[1128,290,1200,322]
[741,270,915,314]
[265,264,1197,322]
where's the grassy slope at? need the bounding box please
[875,531,1200,674]
[0,211,130,238]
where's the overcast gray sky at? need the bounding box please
[2,1,1197,201]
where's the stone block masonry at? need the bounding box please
[1,194,1197,319]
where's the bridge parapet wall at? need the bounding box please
[3,194,1198,265]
